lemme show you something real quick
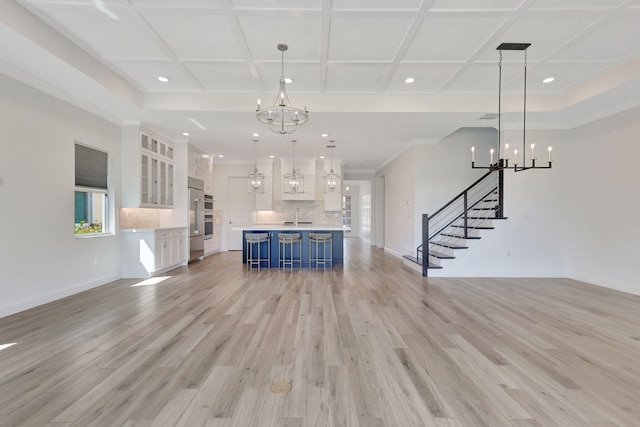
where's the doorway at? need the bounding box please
[227,176,252,250]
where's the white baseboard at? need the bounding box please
[403,258,422,273]
[569,273,640,297]
[383,247,403,259]
[0,273,120,319]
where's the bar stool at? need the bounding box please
[246,232,270,270]
[278,233,302,269]
[309,232,333,269]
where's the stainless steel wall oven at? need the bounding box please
[204,194,214,240]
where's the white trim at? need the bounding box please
[569,273,640,297]
[383,246,403,259]
[0,274,120,319]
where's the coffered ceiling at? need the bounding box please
[2,0,640,172]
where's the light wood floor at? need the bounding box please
[1,239,639,426]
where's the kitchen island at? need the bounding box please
[233,225,348,268]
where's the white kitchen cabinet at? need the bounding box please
[204,238,215,255]
[139,132,174,208]
[213,225,222,251]
[188,144,213,194]
[121,228,187,278]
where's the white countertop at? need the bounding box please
[120,227,186,233]
[232,224,350,232]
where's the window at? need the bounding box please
[75,143,109,235]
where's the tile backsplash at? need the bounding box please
[120,208,174,229]
[254,201,341,226]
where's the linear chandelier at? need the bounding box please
[256,43,309,135]
[471,43,552,172]
[248,139,264,193]
[323,140,340,193]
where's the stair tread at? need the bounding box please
[441,233,481,239]
[403,255,443,269]
[467,216,508,220]
[430,241,468,249]
[428,250,455,259]
[451,224,495,230]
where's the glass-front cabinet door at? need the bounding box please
[167,163,174,206]
[140,153,149,204]
[139,131,175,208]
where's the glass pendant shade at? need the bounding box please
[248,139,265,193]
[248,168,264,193]
[283,139,304,194]
[323,141,340,193]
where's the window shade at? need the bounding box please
[75,143,108,189]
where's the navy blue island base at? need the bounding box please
[241,228,344,268]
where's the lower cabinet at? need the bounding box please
[121,228,187,278]
[205,225,223,256]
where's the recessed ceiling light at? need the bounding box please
[158,76,169,82]
[182,132,190,136]
[218,154,224,158]
[321,133,328,137]
[542,77,555,84]
[405,77,415,84]
[284,78,293,84]
[320,155,325,159]
[252,133,259,137]
[269,155,275,159]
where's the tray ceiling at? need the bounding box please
[2,0,639,171]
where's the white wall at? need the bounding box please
[0,75,122,317]
[394,109,639,295]
[358,180,372,243]
[562,108,640,295]
[212,162,252,251]
[377,147,416,258]
[431,149,566,277]
[405,126,566,277]
[344,183,359,237]
[414,128,496,250]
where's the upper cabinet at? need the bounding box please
[281,158,316,201]
[188,144,213,194]
[139,132,174,208]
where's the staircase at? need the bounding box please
[404,168,506,276]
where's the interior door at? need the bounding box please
[227,176,252,250]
